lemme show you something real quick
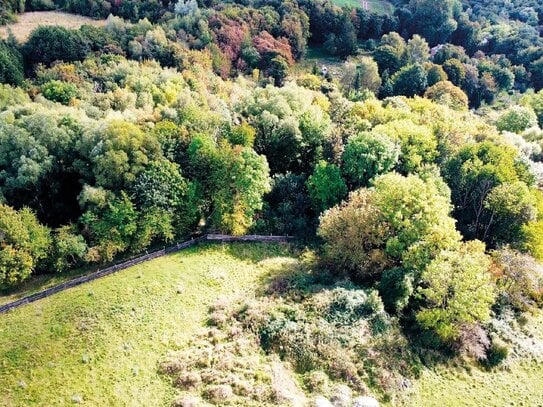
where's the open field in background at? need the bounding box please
[0,11,105,42]
[331,0,395,14]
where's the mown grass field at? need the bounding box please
[0,11,105,41]
[0,242,297,406]
[1,242,542,406]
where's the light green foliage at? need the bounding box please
[81,192,138,262]
[342,56,382,94]
[41,80,78,105]
[522,90,543,127]
[83,120,161,190]
[373,172,460,268]
[238,83,331,174]
[306,160,347,212]
[227,122,256,147]
[0,83,29,111]
[374,119,437,173]
[205,141,271,235]
[522,220,543,261]
[50,225,87,273]
[406,35,430,64]
[496,105,538,134]
[341,131,400,188]
[445,141,534,242]
[319,172,461,279]
[416,241,495,341]
[0,205,51,287]
[483,181,538,245]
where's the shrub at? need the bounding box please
[379,268,414,314]
[318,189,390,280]
[41,80,78,105]
[0,41,24,86]
[491,247,543,312]
[424,81,468,111]
[341,132,399,188]
[416,241,495,342]
[306,161,347,213]
[0,205,51,287]
[455,324,490,361]
[24,25,90,67]
[496,105,538,134]
[325,287,390,334]
[51,225,87,272]
[485,338,509,367]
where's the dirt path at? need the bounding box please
[0,11,106,42]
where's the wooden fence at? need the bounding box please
[0,234,291,315]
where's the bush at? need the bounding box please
[0,205,51,288]
[424,81,468,111]
[0,41,24,86]
[485,338,509,367]
[379,268,414,314]
[51,225,87,272]
[325,287,390,334]
[341,132,399,188]
[491,247,543,312]
[306,161,347,213]
[318,189,390,280]
[41,80,78,105]
[24,26,90,67]
[496,106,538,134]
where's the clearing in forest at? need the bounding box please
[0,11,106,42]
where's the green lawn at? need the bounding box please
[1,242,543,406]
[0,242,297,406]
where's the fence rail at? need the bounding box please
[0,234,291,315]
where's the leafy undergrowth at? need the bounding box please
[0,242,297,406]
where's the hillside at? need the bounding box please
[0,243,297,406]
[0,0,543,406]
[2,243,542,406]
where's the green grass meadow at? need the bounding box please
[0,243,296,406]
[1,242,542,406]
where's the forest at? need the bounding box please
[1,0,543,405]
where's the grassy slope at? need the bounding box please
[0,242,296,407]
[406,314,543,407]
[2,242,543,406]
